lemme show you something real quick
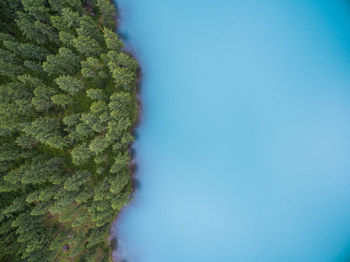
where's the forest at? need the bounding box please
[0,0,139,261]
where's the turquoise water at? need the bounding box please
[114,0,350,261]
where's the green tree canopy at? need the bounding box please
[55,75,83,95]
[0,0,138,260]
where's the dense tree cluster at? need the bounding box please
[0,0,139,261]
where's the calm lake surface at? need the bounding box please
[114,0,350,261]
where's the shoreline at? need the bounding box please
[108,2,143,261]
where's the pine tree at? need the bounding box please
[116,52,139,72]
[97,0,116,29]
[111,67,135,89]
[3,40,49,63]
[23,117,68,149]
[74,35,103,57]
[89,135,110,155]
[104,28,123,51]
[0,48,25,78]
[110,152,130,174]
[43,47,80,76]
[17,74,44,88]
[55,75,83,95]
[77,15,104,43]
[59,31,75,47]
[64,170,90,191]
[86,88,105,100]
[51,93,73,108]
[32,86,57,112]
[109,91,133,116]
[109,172,130,195]
[81,57,105,79]
[21,0,51,23]
[48,0,83,14]
[51,8,80,31]
[71,142,93,166]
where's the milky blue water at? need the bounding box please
[114,1,350,261]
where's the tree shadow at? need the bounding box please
[117,30,129,41]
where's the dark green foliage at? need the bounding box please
[32,86,57,112]
[23,60,45,73]
[51,93,73,108]
[0,82,32,132]
[51,8,80,31]
[72,142,94,166]
[110,183,132,211]
[77,15,104,43]
[116,52,139,72]
[59,31,75,47]
[74,35,103,57]
[49,0,83,14]
[109,92,133,116]
[17,74,44,87]
[89,135,110,155]
[55,75,84,94]
[64,170,90,191]
[43,47,80,76]
[107,51,136,90]
[111,67,136,89]
[97,0,116,29]
[76,188,94,204]
[109,172,130,195]
[104,28,123,51]
[0,33,16,42]
[4,155,63,185]
[63,113,81,130]
[0,0,22,34]
[3,41,50,62]
[21,0,51,23]
[86,225,109,248]
[87,88,106,100]
[23,117,68,149]
[81,57,106,79]
[110,153,130,174]
[0,0,138,260]
[16,9,59,45]
[0,48,26,78]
